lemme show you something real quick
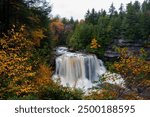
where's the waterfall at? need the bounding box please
[53,47,106,89]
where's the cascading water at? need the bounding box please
[53,47,106,90]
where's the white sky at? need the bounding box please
[49,0,145,20]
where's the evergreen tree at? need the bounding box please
[69,23,93,50]
[125,2,142,40]
[140,0,150,39]
[85,8,99,25]
[109,3,116,17]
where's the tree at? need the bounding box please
[134,1,141,12]
[69,23,93,50]
[0,0,51,33]
[50,19,65,45]
[100,9,106,16]
[0,25,36,97]
[125,2,142,40]
[140,0,150,40]
[97,15,111,46]
[90,38,101,49]
[109,3,116,17]
[85,8,99,25]
[119,3,125,19]
[0,0,27,34]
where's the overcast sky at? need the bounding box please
[49,0,145,20]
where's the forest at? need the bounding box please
[0,0,150,100]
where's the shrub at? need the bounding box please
[113,48,150,88]
[108,48,150,99]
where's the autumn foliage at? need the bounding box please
[90,38,101,49]
[33,64,83,100]
[0,25,36,97]
[113,48,150,87]
[31,29,46,46]
[50,20,64,42]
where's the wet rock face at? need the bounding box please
[104,50,120,58]
[104,39,150,60]
[116,39,143,47]
[56,47,68,55]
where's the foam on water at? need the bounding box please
[53,47,106,90]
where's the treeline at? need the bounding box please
[66,0,150,57]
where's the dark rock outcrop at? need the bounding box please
[104,39,150,61]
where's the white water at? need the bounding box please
[53,47,106,90]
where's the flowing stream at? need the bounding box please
[53,47,106,89]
